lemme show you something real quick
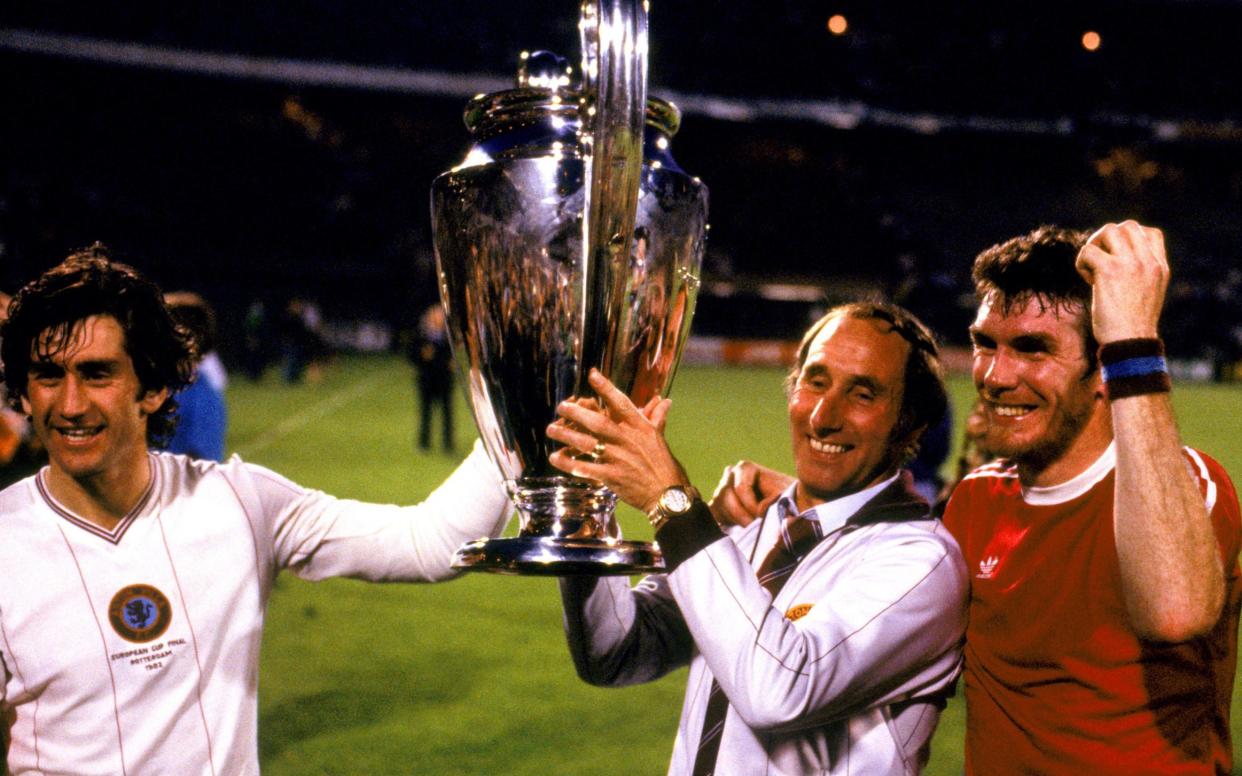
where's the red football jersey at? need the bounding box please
[944,445,1242,775]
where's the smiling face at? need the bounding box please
[21,315,167,490]
[969,293,1109,484]
[787,315,913,510]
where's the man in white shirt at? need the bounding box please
[0,244,511,775]
[547,301,968,775]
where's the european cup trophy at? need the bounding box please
[430,0,708,574]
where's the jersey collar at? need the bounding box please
[1022,442,1116,506]
[35,455,158,544]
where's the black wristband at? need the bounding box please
[1099,337,1165,364]
[1098,338,1171,400]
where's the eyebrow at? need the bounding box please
[28,360,63,374]
[801,364,887,393]
[29,357,120,373]
[1011,333,1055,351]
[969,327,1055,350]
[848,375,885,394]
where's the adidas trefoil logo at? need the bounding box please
[977,555,999,580]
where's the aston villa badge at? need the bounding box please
[108,584,173,643]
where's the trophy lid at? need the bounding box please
[460,50,681,155]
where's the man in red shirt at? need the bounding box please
[943,221,1241,774]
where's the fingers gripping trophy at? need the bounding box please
[430,0,709,574]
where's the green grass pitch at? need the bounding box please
[234,355,1242,775]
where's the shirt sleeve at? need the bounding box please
[666,521,968,732]
[559,573,695,687]
[1184,448,1242,567]
[236,440,513,583]
[1,647,9,755]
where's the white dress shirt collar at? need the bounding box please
[772,471,903,537]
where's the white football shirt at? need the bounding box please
[0,445,510,775]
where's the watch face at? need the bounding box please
[661,487,692,514]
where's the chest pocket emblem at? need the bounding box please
[108,584,173,643]
[785,603,814,621]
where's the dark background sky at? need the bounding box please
[2,1,1241,354]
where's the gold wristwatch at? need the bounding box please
[648,485,699,532]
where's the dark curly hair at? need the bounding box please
[972,225,1096,372]
[0,243,196,445]
[787,301,948,466]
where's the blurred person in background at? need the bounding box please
[931,398,995,514]
[298,297,331,383]
[0,244,512,776]
[548,301,967,775]
[0,290,44,488]
[905,406,952,505]
[408,302,455,453]
[280,296,328,384]
[162,291,227,462]
[240,298,271,381]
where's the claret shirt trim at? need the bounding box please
[34,456,158,544]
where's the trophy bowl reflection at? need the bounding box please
[431,20,707,575]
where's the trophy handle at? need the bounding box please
[578,0,648,394]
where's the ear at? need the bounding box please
[896,423,928,462]
[1088,367,1106,401]
[19,394,31,417]
[139,387,169,416]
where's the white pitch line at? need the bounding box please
[233,373,388,459]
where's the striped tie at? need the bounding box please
[691,501,824,775]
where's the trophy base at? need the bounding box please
[452,536,664,576]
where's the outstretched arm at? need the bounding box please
[1077,221,1225,641]
[258,441,513,583]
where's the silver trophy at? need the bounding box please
[431,0,708,575]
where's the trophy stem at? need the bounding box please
[451,476,665,575]
[510,477,618,538]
